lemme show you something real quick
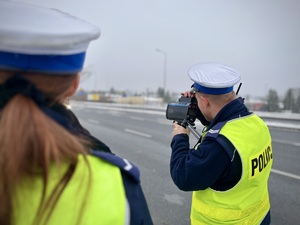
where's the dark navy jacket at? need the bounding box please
[170,97,271,224]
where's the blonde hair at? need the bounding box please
[0,72,90,225]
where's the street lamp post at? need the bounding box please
[156,48,167,91]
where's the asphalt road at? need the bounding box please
[71,102,300,225]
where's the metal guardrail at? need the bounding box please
[70,100,300,131]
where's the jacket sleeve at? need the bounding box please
[170,134,231,191]
[121,170,153,225]
[91,150,153,225]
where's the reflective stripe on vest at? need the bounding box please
[13,155,129,225]
[191,114,272,225]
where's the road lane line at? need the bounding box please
[272,139,300,147]
[271,169,300,180]
[294,143,300,147]
[125,129,151,138]
[88,119,99,124]
[158,121,172,125]
[129,116,145,121]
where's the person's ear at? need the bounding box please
[200,95,210,107]
[66,74,80,97]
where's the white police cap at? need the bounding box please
[0,1,101,74]
[188,62,241,95]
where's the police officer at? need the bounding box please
[0,1,152,224]
[170,62,273,224]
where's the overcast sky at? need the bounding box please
[18,0,300,97]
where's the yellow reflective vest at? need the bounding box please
[13,155,129,225]
[191,114,273,225]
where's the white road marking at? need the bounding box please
[129,116,145,121]
[88,119,99,124]
[163,194,185,205]
[271,169,300,180]
[125,129,151,138]
[272,139,300,147]
[157,119,172,125]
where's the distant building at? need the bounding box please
[72,89,164,106]
[244,97,267,111]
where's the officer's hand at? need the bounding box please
[181,91,195,98]
[182,91,210,126]
[172,122,190,137]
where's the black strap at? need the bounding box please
[0,74,74,132]
[0,74,48,108]
[0,74,111,153]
